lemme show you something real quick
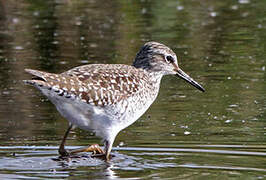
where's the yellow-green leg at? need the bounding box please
[58,124,105,157]
[69,144,105,155]
[58,124,73,156]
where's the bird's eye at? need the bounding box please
[165,55,174,63]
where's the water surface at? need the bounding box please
[0,0,265,179]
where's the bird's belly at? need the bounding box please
[55,100,94,130]
[40,86,159,139]
[41,89,111,134]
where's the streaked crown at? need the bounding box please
[133,41,178,75]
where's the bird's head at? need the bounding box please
[133,41,205,92]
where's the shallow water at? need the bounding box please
[0,0,265,179]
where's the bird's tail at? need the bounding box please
[23,69,55,87]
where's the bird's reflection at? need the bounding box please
[53,153,118,179]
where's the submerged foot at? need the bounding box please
[58,148,70,157]
[55,144,113,161]
[69,144,105,155]
[58,144,105,156]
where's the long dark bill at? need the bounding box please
[176,68,205,92]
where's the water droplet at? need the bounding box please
[177,6,184,11]
[8,99,14,103]
[119,141,125,146]
[210,12,217,17]
[229,104,238,108]
[14,46,24,50]
[76,21,82,26]
[12,18,19,24]
[184,131,191,135]
[180,125,188,129]
[2,91,10,95]
[238,0,250,4]
[33,11,39,16]
[231,5,238,10]
[80,60,89,64]
[90,43,98,48]
[225,119,232,123]
[242,12,249,17]
[141,8,147,14]
[59,61,67,65]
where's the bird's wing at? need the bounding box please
[25,64,147,107]
[62,64,147,106]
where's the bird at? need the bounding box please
[24,41,205,161]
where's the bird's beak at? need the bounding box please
[175,67,205,92]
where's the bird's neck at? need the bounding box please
[133,65,164,84]
[145,71,164,93]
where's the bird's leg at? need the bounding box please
[58,124,73,156]
[58,125,111,159]
[104,139,113,161]
[59,124,104,157]
[68,140,113,161]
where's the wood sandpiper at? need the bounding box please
[24,41,205,161]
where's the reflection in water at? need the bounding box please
[0,0,265,179]
[0,146,265,179]
[29,1,59,70]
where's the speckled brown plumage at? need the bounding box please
[25,64,153,107]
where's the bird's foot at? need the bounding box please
[87,144,105,155]
[56,144,106,161]
[69,144,105,155]
[58,147,70,157]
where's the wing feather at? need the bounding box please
[25,64,147,107]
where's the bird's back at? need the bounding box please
[25,64,155,107]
